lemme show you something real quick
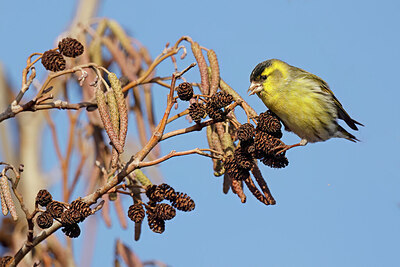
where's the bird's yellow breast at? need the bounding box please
[258,77,337,142]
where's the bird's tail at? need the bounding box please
[336,125,360,142]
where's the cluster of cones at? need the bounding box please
[235,110,288,170]
[176,82,234,123]
[177,81,289,205]
[127,183,195,234]
[35,189,92,238]
[223,111,289,205]
[41,37,84,72]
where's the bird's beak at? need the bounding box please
[247,82,263,96]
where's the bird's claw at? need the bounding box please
[272,140,308,156]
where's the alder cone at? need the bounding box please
[58,37,84,58]
[41,50,66,72]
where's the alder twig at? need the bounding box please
[137,148,224,168]
[121,38,189,93]
[167,109,189,124]
[161,119,218,141]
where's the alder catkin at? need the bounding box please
[191,42,209,95]
[0,176,17,220]
[0,190,8,216]
[106,90,120,136]
[108,73,128,148]
[207,49,220,96]
[95,86,123,153]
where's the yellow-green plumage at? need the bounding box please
[248,59,362,144]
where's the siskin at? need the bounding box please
[248,59,363,152]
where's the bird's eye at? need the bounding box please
[260,75,267,80]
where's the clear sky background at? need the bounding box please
[1,0,400,266]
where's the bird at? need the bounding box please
[248,59,363,153]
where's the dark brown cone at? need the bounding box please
[254,130,281,155]
[35,189,53,207]
[234,147,253,170]
[70,200,92,222]
[224,157,250,181]
[171,192,195,212]
[60,210,80,225]
[128,203,145,223]
[58,37,84,58]
[147,216,165,234]
[206,105,225,122]
[0,256,13,266]
[237,123,255,142]
[41,50,66,72]
[176,82,194,101]
[256,111,282,138]
[147,200,157,208]
[189,103,206,123]
[62,223,81,238]
[240,139,256,154]
[145,185,165,202]
[208,91,234,109]
[261,153,289,169]
[159,183,177,202]
[46,201,64,219]
[154,203,176,220]
[36,212,53,229]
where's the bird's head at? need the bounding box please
[248,59,288,96]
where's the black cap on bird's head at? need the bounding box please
[248,59,276,95]
[250,60,273,82]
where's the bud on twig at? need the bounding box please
[133,170,152,187]
[222,173,231,194]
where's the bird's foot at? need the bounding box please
[272,139,308,155]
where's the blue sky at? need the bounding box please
[1,0,399,266]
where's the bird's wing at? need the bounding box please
[292,67,363,130]
[311,74,364,130]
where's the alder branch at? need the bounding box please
[0,99,97,123]
[10,64,197,265]
[4,30,273,267]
